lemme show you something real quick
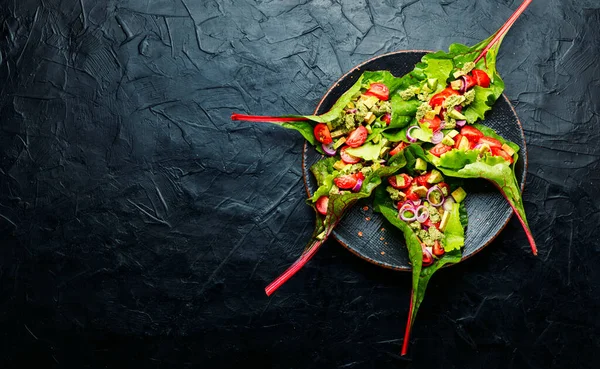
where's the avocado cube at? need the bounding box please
[394,174,407,188]
[450,80,463,90]
[477,143,491,154]
[441,135,455,146]
[346,102,355,109]
[424,110,437,120]
[426,169,444,184]
[447,108,467,120]
[427,78,438,90]
[447,129,460,138]
[453,70,465,79]
[502,143,516,156]
[432,105,442,115]
[451,187,467,203]
[332,137,346,149]
[362,95,379,109]
[415,158,427,171]
[331,129,346,138]
[364,112,376,124]
[333,160,346,171]
[413,186,428,198]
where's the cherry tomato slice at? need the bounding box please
[429,87,460,107]
[423,218,440,230]
[471,69,491,88]
[415,174,431,188]
[340,146,361,164]
[345,126,368,148]
[315,196,329,215]
[405,187,420,202]
[382,113,391,125]
[356,172,365,181]
[389,141,408,157]
[364,83,390,101]
[429,143,453,157]
[388,173,413,190]
[334,174,358,190]
[491,147,514,164]
[420,115,442,131]
[462,74,477,90]
[432,240,445,256]
[314,123,332,144]
[460,125,484,142]
[478,136,502,149]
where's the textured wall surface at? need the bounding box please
[0,0,598,368]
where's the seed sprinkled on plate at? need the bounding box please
[358,231,363,237]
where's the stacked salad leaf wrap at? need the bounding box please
[231,1,536,354]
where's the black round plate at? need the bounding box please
[302,51,527,271]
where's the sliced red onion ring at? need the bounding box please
[422,246,434,266]
[416,205,429,223]
[431,130,444,144]
[406,125,420,143]
[456,120,466,127]
[399,203,416,222]
[346,108,357,114]
[352,178,363,192]
[426,185,444,207]
[455,105,463,112]
[459,76,467,94]
[440,120,446,130]
[443,196,456,212]
[322,143,337,156]
[411,199,422,207]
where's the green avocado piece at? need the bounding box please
[447,108,467,120]
[427,78,438,91]
[441,135,455,146]
[426,169,444,184]
[439,210,451,232]
[451,187,467,203]
[395,174,407,187]
[413,185,429,198]
[415,158,428,171]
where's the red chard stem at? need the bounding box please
[475,0,532,63]
[265,240,323,296]
[231,113,309,123]
[401,290,415,356]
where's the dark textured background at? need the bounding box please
[0,0,598,368]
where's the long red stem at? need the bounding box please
[474,0,532,64]
[265,240,323,296]
[492,182,538,255]
[231,113,309,123]
[401,290,415,356]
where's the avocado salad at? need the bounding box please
[230,0,536,356]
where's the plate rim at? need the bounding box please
[301,49,529,272]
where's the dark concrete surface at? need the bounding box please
[1,0,598,368]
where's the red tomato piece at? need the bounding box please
[405,187,420,202]
[432,240,445,256]
[356,172,365,181]
[478,136,502,149]
[453,134,463,149]
[491,147,514,164]
[315,196,329,215]
[472,69,491,88]
[415,174,431,188]
[314,123,332,144]
[388,173,413,190]
[429,143,452,157]
[340,146,360,164]
[382,113,391,125]
[364,83,390,101]
[429,87,460,107]
[345,126,368,148]
[423,218,440,230]
[334,174,358,190]
[420,115,442,131]
[460,125,484,142]
[462,74,476,90]
[389,141,408,156]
